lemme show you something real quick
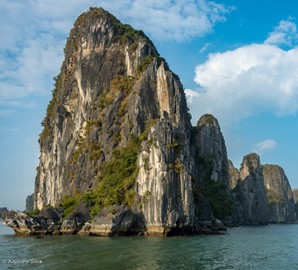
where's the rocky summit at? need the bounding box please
[3,7,297,236]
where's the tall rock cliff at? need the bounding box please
[26,7,297,237]
[262,165,296,223]
[33,7,231,235]
[194,114,229,185]
[192,114,232,221]
[35,7,161,209]
[231,153,269,225]
[229,153,296,224]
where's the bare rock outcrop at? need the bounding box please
[262,165,296,223]
[26,194,34,212]
[26,7,233,236]
[14,8,297,236]
[229,153,296,224]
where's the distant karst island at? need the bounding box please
[2,7,298,236]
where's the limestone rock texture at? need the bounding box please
[293,189,298,202]
[229,153,296,224]
[32,7,233,236]
[262,165,296,223]
[194,114,229,185]
[232,153,269,224]
[26,194,34,212]
[29,7,296,236]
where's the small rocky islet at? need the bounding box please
[2,7,298,236]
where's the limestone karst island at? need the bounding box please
[1,7,298,236]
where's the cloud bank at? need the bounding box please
[189,18,298,125]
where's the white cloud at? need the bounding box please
[0,0,232,108]
[265,17,298,47]
[199,43,212,53]
[190,39,298,125]
[185,88,200,103]
[254,139,277,154]
[115,0,232,41]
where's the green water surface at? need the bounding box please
[0,223,297,270]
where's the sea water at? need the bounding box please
[0,221,297,270]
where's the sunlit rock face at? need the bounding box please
[32,7,235,235]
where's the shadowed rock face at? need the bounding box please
[229,153,296,225]
[234,153,269,225]
[26,194,34,212]
[262,165,296,223]
[195,114,229,186]
[293,189,298,219]
[0,207,8,220]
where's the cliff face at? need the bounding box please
[192,114,232,221]
[262,165,296,223]
[35,8,161,209]
[230,153,296,224]
[228,160,239,190]
[26,194,34,212]
[232,153,269,225]
[33,7,232,235]
[31,7,295,236]
[194,114,229,186]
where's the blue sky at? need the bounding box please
[1,0,298,210]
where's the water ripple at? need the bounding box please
[1,224,298,270]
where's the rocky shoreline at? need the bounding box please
[1,204,227,237]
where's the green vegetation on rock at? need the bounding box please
[40,75,62,141]
[197,114,216,127]
[116,23,147,44]
[61,136,142,217]
[137,55,154,74]
[267,193,282,204]
[197,156,234,220]
[24,208,40,218]
[203,178,234,219]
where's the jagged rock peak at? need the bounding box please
[242,153,261,170]
[65,7,159,57]
[197,114,220,128]
[34,5,193,236]
[240,153,260,179]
